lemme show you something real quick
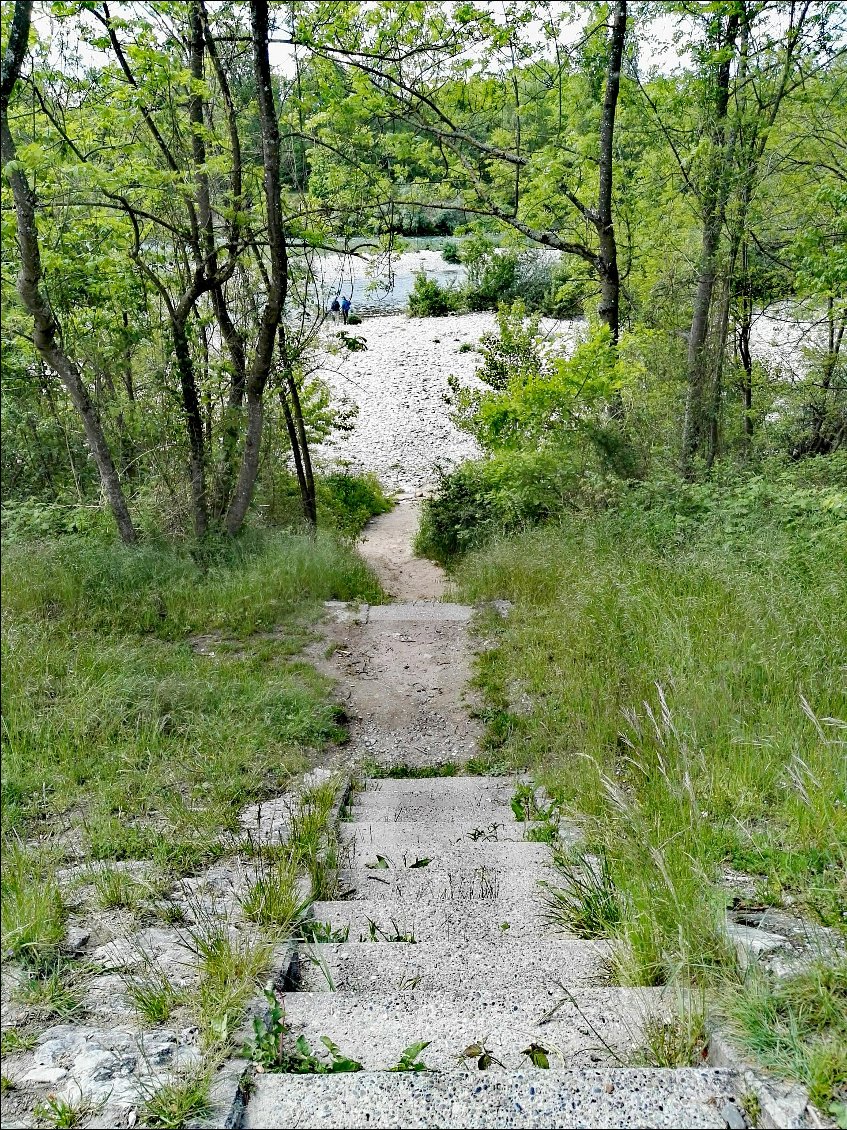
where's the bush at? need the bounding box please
[416,448,597,563]
[317,472,393,537]
[407,272,463,317]
[441,240,461,264]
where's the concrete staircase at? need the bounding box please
[242,776,747,1129]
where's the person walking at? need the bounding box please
[329,296,341,322]
[341,294,351,324]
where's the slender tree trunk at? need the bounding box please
[172,313,208,537]
[596,0,626,344]
[1,0,137,543]
[224,0,288,535]
[285,369,317,528]
[681,12,740,475]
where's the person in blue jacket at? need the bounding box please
[341,295,351,324]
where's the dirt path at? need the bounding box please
[357,496,447,601]
[310,499,480,771]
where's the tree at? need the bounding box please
[1,0,137,542]
[295,0,629,341]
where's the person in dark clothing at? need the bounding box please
[341,295,351,324]
[330,296,341,321]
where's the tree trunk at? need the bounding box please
[596,0,626,344]
[1,0,137,543]
[224,0,288,536]
[680,11,740,475]
[172,314,208,537]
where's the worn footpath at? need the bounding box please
[241,498,749,1130]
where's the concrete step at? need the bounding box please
[341,830,553,869]
[306,899,549,943]
[281,987,669,1072]
[291,939,611,993]
[366,603,474,624]
[346,802,520,825]
[338,864,552,903]
[243,1067,746,1129]
[354,779,517,806]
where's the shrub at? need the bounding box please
[441,240,461,264]
[415,448,594,563]
[407,272,464,317]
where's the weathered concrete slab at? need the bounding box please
[281,987,670,1072]
[306,899,549,944]
[365,602,474,623]
[243,1068,745,1130]
[338,863,554,903]
[292,939,612,994]
[341,831,552,869]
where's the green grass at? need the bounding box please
[1,530,382,855]
[141,1065,214,1129]
[184,914,273,1049]
[722,962,847,1108]
[0,843,65,969]
[451,476,845,1098]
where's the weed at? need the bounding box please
[365,855,393,870]
[13,963,82,1020]
[458,1040,504,1069]
[0,1027,39,1054]
[299,920,350,943]
[638,1000,708,1067]
[522,1042,550,1068]
[390,1040,430,1071]
[88,865,152,911]
[185,915,272,1049]
[124,962,185,1025]
[0,843,65,969]
[740,1092,762,1127]
[359,918,416,943]
[142,1065,214,1129]
[467,823,500,842]
[32,1094,93,1129]
[0,1074,14,1094]
[242,852,308,935]
[245,984,363,1073]
[541,847,622,938]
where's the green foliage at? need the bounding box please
[407,272,464,317]
[541,848,622,939]
[457,463,846,988]
[415,448,597,564]
[723,962,847,1108]
[0,843,65,969]
[316,472,393,537]
[390,1040,431,1072]
[451,309,625,452]
[142,1067,214,1130]
[441,240,461,264]
[245,983,364,1073]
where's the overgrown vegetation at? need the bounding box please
[449,465,845,1098]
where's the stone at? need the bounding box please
[64,926,91,954]
[720,1102,747,1129]
[22,1065,68,1084]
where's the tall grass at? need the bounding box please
[455,496,846,977]
[1,530,382,859]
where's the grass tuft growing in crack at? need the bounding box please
[541,846,622,939]
[141,1064,215,1129]
[184,912,272,1050]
